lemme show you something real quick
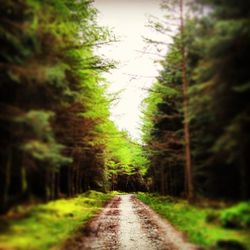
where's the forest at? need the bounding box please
[0,0,147,214]
[0,0,250,249]
[142,0,250,201]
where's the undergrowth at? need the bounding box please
[0,191,116,250]
[220,202,250,229]
[137,192,250,250]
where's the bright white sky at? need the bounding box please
[94,0,171,142]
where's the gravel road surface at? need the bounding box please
[63,194,199,250]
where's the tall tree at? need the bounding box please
[179,0,194,200]
[192,0,250,199]
[142,40,185,196]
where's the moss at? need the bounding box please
[0,191,115,250]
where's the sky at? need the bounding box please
[94,0,171,141]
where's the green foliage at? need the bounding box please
[0,191,115,250]
[188,0,250,199]
[142,0,250,199]
[137,193,250,249]
[0,0,123,212]
[98,120,149,190]
[16,110,71,167]
[141,36,185,196]
[220,202,250,229]
[142,80,180,142]
[22,140,71,166]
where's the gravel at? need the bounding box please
[63,194,200,250]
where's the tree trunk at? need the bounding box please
[72,167,76,196]
[45,170,51,202]
[168,166,171,195]
[51,171,55,200]
[160,166,165,195]
[78,168,83,193]
[2,148,12,211]
[239,151,248,199]
[55,171,60,198]
[20,154,28,197]
[67,166,71,196]
[179,0,194,201]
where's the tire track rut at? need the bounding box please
[63,194,199,250]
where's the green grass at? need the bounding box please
[137,192,250,249]
[0,191,117,250]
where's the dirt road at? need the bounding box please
[64,194,199,250]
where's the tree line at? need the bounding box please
[1,0,248,214]
[142,0,250,201]
[0,0,147,213]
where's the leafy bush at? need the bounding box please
[220,202,250,229]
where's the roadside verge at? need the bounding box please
[0,191,116,250]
